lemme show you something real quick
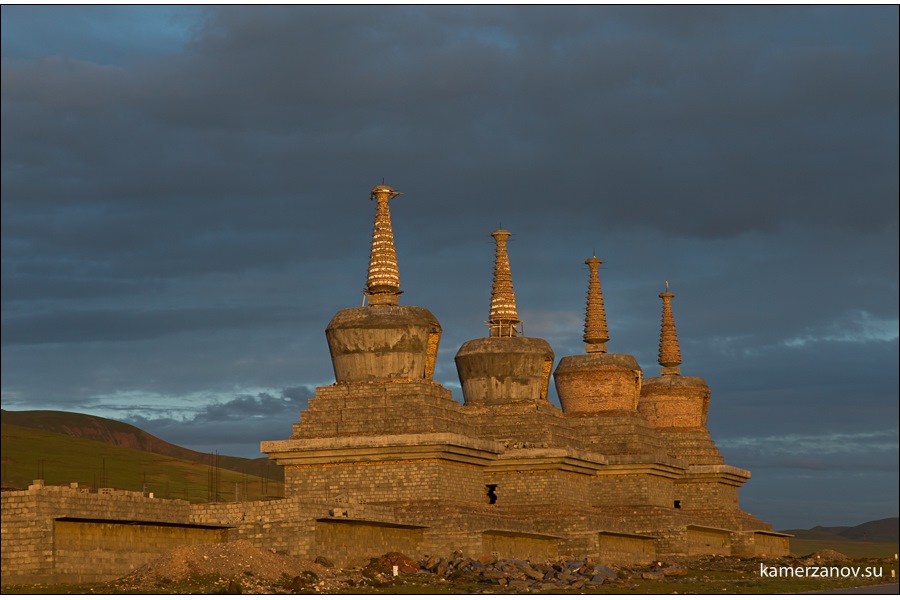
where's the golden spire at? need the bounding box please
[583,256,609,353]
[365,183,403,306]
[658,281,682,376]
[488,229,520,337]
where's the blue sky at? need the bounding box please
[2,5,897,530]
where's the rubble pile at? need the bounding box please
[117,540,327,593]
[414,554,627,592]
[115,541,698,593]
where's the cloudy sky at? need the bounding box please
[2,6,897,530]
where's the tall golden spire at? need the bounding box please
[488,229,520,337]
[658,281,682,376]
[583,256,610,353]
[365,184,403,306]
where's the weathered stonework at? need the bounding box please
[1,184,788,584]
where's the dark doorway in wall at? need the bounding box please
[674,500,682,509]
[486,484,498,505]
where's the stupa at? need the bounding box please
[455,230,554,406]
[1,183,791,586]
[325,184,442,383]
[258,183,787,564]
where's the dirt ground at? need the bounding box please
[3,542,897,595]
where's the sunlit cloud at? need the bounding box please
[719,429,899,455]
[783,310,898,348]
[85,386,298,421]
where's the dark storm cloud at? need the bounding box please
[2,6,897,528]
[1,305,311,346]
[4,7,897,236]
[125,387,312,457]
[720,428,899,529]
[0,6,202,66]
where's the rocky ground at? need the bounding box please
[111,543,643,594]
[5,542,896,594]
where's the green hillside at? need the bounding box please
[1,408,282,481]
[1,423,283,503]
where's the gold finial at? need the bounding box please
[658,284,682,376]
[365,183,404,306]
[583,256,609,353]
[488,229,520,337]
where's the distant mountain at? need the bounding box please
[0,409,281,481]
[782,517,898,544]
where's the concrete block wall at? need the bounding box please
[1,518,54,584]
[188,497,321,558]
[2,483,193,524]
[2,484,213,584]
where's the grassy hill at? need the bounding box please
[781,517,899,558]
[1,409,282,481]
[1,422,283,503]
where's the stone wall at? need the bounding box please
[54,519,226,583]
[675,481,740,510]
[467,402,583,449]
[730,530,792,558]
[685,525,732,556]
[284,460,483,506]
[659,431,724,465]
[1,518,54,584]
[295,381,467,439]
[189,497,318,558]
[3,363,781,584]
[315,519,425,567]
[567,413,671,457]
[1,483,220,585]
[596,532,656,565]
[593,473,676,508]
[482,531,559,562]
[489,470,593,507]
